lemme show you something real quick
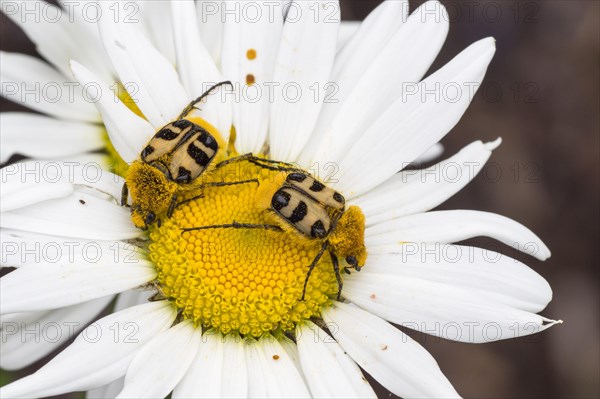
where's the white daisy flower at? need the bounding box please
[0,0,560,398]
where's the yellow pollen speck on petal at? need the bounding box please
[246,49,257,60]
[246,74,256,85]
[148,161,346,338]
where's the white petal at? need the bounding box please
[1,191,141,241]
[70,60,155,163]
[0,309,46,327]
[97,3,188,127]
[278,336,305,380]
[269,0,340,162]
[0,301,176,398]
[345,245,559,342]
[87,377,124,399]
[139,1,176,65]
[0,295,114,370]
[333,0,409,80]
[246,337,310,398]
[335,37,496,195]
[172,332,222,398]
[296,322,376,398]
[298,0,408,166]
[1,1,70,77]
[0,52,98,122]
[56,0,105,47]
[173,332,248,398]
[170,0,220,90]
[0,229,145,269]
[0,112,104,163]
[112,289,153,312]
[117,320,200,398]
[0,260,155,314]
[221,1,284,153]
[86,290,153,399]
[367,210,551,260]
[1,179,73,214]
[49,152,112,170]
[221,334,249,397]
[246,339,267,398]
[196,0,224,65]
[1,0,114,84]
[351,139,499,223]
[306,1,449,169]
[365,244,553,313]
[412,142,444,165]
[1,160,125,212]
[171,1,232,143]
[336,21,361,51]
[322,302,459,398]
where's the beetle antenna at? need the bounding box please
[179,81,233,119]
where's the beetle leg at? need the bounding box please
[301,241,330,301]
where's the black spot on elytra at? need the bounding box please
[141,145,154,159]
[176,167,192,184]
[187,142,212,167]
[289,200,307,223]
[333,192,345,204]
[155,127,180,141]
[272,190,290,211]
[311,220,327,238]
[199,131,218,151]
[171,119,192,129]
[309,180,325,192]
[287,172,307,183]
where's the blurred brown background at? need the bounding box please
[1,0,599,398]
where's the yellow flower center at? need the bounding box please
[148,160,352,338]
